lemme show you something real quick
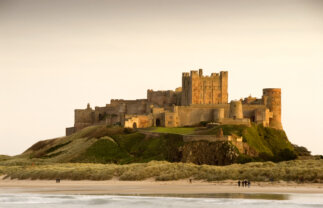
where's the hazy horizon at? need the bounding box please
[1,0,322,155]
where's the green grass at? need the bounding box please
[243,126,273,155]
[16,125,187,165]
[15,124,296,166]
[242,125,295,160]
[45,141,72,154]
[111,132,184,163]
[198,124,295,159]
[1,159,322,182]
[61,131,185,164]
[147,127,196,135]
[73,137,131,164]
[200,125,247,136]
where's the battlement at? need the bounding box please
[147,90,175,95]
[263,88,281,95]
[182,72,190,77]
[190,70,199,77]
[110,99,147,104]
[181,69,228,105]
[183,69,228,79]
[211,73,219,77]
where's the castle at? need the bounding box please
[66,69,282,136]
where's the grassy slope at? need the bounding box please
[198,124,294,158]
[5,124,295,166]
[14,125,184,165]
[1,160,322,182]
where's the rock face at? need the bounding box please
[181,141,239,165]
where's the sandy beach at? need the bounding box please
[1,177,323,195]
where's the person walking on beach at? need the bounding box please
[247,180,251,188]
[238,180,241,187]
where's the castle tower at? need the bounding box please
[263,88,283,129]
[229,100,243,119]
[213,108,224,122]
[181,69,228,106]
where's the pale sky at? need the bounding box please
[0,0,322,155]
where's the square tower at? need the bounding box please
[181,69,228,106]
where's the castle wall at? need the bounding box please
[176,104,269,127]
[177,104,230,126]
[94,106,110,123]
[242,104,270,126]
[152,107,166,127]
[147,90,180,108]
[220,118,251,126]
[74,105,95,131]
[242,96,263,105]
[124,115,152,128]
[110,99,148,115]
[65,127,75,136]
[164,111,179,127]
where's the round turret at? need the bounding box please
[229,100,243,119]
[263,88,282,129]
[213,108,224,122]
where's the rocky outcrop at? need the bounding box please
[181,141,239,165]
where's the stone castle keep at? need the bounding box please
[66,69,283,136]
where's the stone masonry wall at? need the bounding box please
[181,69,228,106]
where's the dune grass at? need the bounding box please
[0,155,11,162]
[147,127,196,135]
[0,159,322,183]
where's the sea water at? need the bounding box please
[0,193,323,208]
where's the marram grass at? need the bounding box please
[0,159,323,183]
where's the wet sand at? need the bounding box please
[0,178,323,195]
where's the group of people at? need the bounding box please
[238,180,250,187]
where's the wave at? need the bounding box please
[0,193,323,208]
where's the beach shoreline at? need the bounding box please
[1,177,323,195]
